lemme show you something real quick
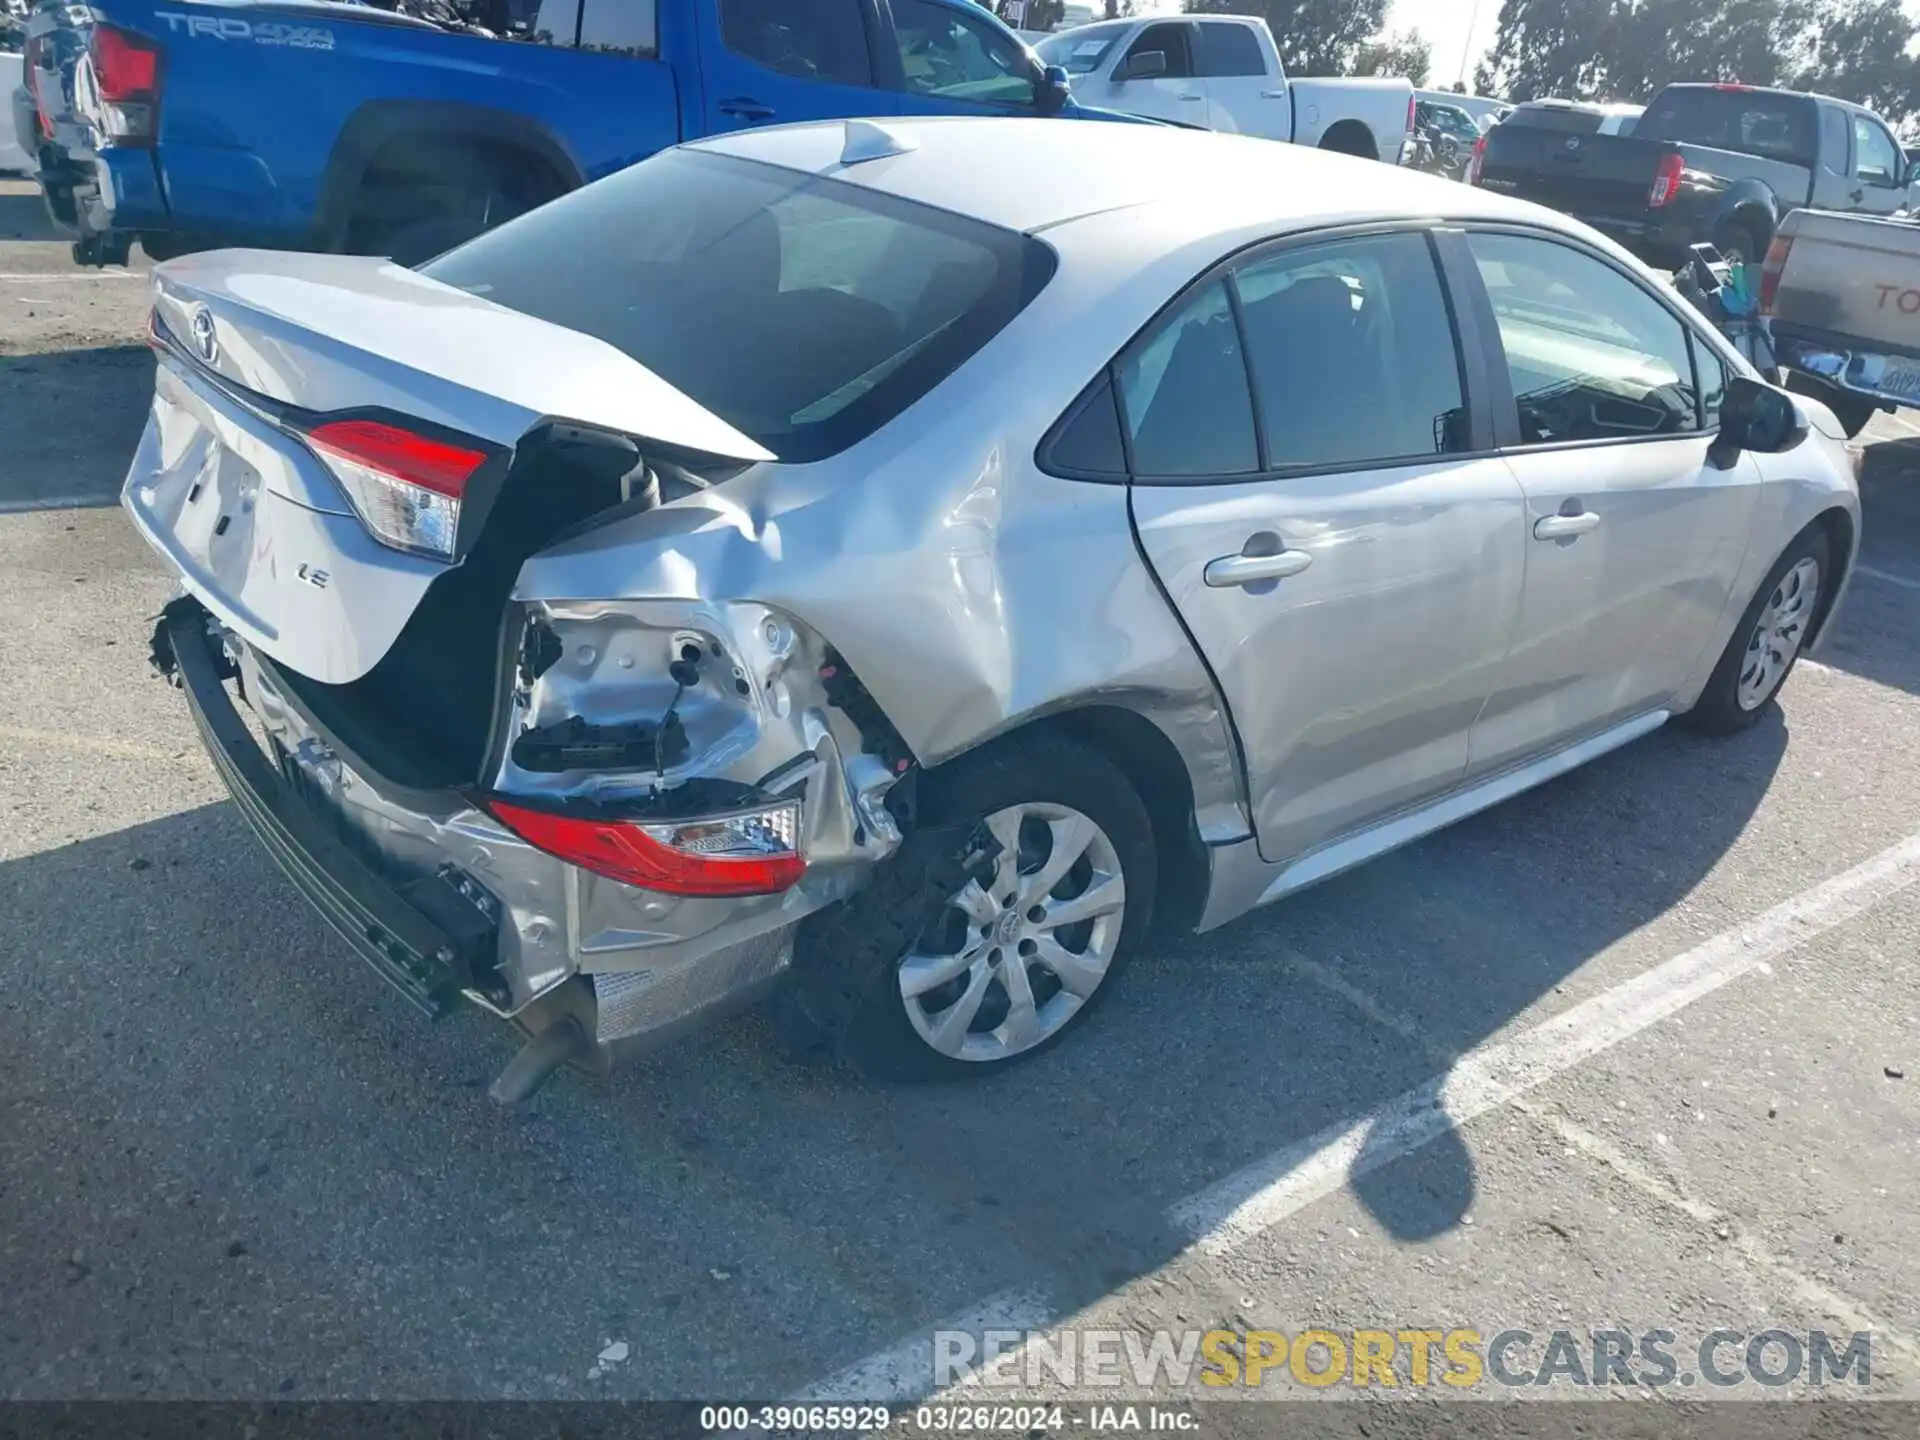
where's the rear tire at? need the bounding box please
[1682,527,1829,736]
[837,735,1157,1082]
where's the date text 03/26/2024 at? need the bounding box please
[698,1405,1199,1432]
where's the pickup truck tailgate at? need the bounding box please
[1477,126,1664,218]
[1771,210,1920,346]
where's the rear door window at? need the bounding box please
[720,0,874,86]
[1117,280,1258,477]
[1195,22,1264,78]
[574,0,657,54]
[424,149,1052,461]
[1233,232,1469,471]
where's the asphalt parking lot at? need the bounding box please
[2,175,1918,1412]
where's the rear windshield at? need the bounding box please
[1635,88,1817,166]
[423,149,1053,462]
[1503,106,1606,135]
[1035,22,1129,74]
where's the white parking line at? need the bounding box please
[0,271,143,281]
[1856,563,1920,594]
[796,829,1920,1402]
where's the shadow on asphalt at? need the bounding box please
[0,346,150,510]
[1818,435,1920,697]
[0,685,1798,1393]
[0,189,61,242]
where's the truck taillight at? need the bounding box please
[302,417,494,561]
[86,23,162,145]
[1407,92,1417,137]
[1648,151,1685,208]
[1465,134,1488,186]
[1759,235,1792,315]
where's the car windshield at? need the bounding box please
[1636,88,1817,166]
[1035,21,1129,74]
[423,149,1052,462]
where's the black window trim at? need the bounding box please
[1037,219,1500,489]
[1449,220,1745,459]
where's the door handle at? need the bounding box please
[1259,89,1286,98]
[1204,548,1313,588]
[1179,93,1204,101]
[1534,511,1601,541]
[718,97,776,121]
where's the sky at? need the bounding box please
[1386,0,1502,90]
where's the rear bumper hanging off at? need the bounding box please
[159,600,496,1016]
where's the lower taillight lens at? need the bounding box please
[1759,235,1792,315]
[1465,134,1487,186]
[302,418,490,561]
[1649,152,1686,208]
[485,798,806,898]
[87,24,162,146]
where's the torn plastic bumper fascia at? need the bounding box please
[483,597,909,1015]
[227,593,907,1053]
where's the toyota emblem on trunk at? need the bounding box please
[190,307,219,364]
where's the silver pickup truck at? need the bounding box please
[1764,207,1920,437]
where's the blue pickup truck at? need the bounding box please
[15,0,1108,265]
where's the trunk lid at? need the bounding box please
[1477,125,1669,221]
[126,250,772,685]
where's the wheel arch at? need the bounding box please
[1806,504,1857,650]
[918,703,1216,939]
[315,100,586,252]
[1319,119,1380,162]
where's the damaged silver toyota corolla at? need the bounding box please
[129,118,1860,1100]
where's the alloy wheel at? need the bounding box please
[1737,556,1820,711]
[898,802,1126,1064]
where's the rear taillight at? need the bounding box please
[485,798,806,898]
[1648,151,1686,207]
[1759,234,1792,315]
[1465,134,1488,186]
[86,23,162,145]
[302,418,491,561]
[1406,92,1417,137]
[24,35,53,140]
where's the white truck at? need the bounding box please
[1035,14,1414,161]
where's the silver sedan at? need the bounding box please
[126,116,1861,1097]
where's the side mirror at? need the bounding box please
[1711,374,1806,467]
[1037,62,1071,115]
[1116,49,1167,82]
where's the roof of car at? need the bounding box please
[690,115,1552,240]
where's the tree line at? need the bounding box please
[1477,0,1920,127]
[997,0,1920,131]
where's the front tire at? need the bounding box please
[840,735,1157,1081]
[1683,528,1829,736]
